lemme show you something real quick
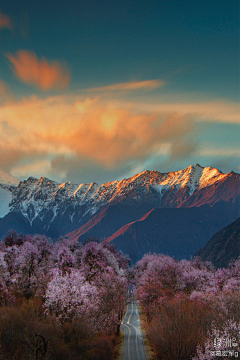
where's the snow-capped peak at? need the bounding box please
[0,165,238,226]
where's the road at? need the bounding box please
[121,301,148,360]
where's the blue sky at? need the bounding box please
[0,0,239,184]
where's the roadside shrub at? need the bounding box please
[147,297,215,360]
[0,296,116,360]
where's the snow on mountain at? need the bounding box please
[0,170,20,186]
[0,164,238,226]
[152,164,224,195]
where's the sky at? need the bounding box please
[0,0,239,185]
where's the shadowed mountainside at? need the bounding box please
[195,217,240,268]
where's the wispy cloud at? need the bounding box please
[87,80,165,92]
[196,148,240,157]
[137,101,240,124]
[0,12,11,29]
[6,51,70,91]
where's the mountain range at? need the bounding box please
[0,164,239,262]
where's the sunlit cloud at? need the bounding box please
[0,12,11,29]
[87,80,165,92]
[6,51,70,91]
[0,95,196,177]
[0,94,238,180]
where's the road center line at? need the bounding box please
[127,302,133,324]
[121,303,128,324]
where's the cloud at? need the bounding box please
[0,80,13,104]
[0,94,238,181]
[171,142,197,160]
[196,148,240,157]
[0,12,11,29]
[7,51,70,91]
[87,80,165,92]
[137,101,240,124]
[0,81,6,98]
[10,160,53,179]
[0,95,196,178]
[50,155,134,184]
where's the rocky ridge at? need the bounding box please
[0,164,239,244]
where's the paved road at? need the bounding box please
[121,302,148,360]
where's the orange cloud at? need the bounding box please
[7,51,70,91]
[87,80,165,92]
[0,81,6,98]
[0,12,11,29]
[0,95,196,174]
[0,94,238,179]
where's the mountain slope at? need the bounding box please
[195,217,240,268]
[65,189,161,243]
[179,171,240,207]
[103,201,239,263]
[0,212,33,240]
